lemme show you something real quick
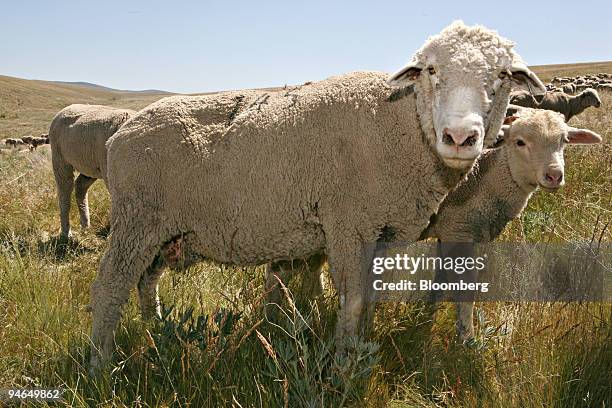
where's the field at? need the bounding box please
[0,65,610,407]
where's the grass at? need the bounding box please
[0,65,611,407]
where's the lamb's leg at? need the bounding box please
[51,155,74,238]
[300,253,326,297]
[264,259,299,318]
[89,217,161,375]
[75,174,96,230]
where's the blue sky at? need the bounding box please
[2,1,610,93]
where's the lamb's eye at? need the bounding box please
[498,71,507,80]
[427,66,436,75]
[516,139,526,147]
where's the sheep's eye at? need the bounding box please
[427,66,436,75]
[498,71,507,80]
[516,139,526,147]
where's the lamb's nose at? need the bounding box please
[545,169,564,187]
[442,128,479,147]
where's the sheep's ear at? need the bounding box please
[509,63,547,95]
[490,124,512,148]
[503,115,519,125]
[566,128,602,144]
[388,62,423,87]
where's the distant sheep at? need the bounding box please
[4,138,26,147]
[87,22,546,374]
[22,135,50,150]
[562,83,576,94]
[537,88,601,121]
[509,90,540,108]
[420,108,602,339]
[511,88,601,121]
[49,104,135,237]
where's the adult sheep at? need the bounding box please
[89,21,545,372]
[537,88,601,121]
[419,108,602,339]
[49,104,135,237]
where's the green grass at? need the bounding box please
[0,67,611,407]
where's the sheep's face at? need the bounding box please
[502,110,602,192]
[388,21,546,170]
[583,89,601,108]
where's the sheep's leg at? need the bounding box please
[75,174,96,230]
[51,156,74,238]
[89,217,161,375]
[137,236,185,319]
[325,235,370,345]
[456,302,475,341]
[137,258,165,320]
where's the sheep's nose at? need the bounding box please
[442,128,480,147]
[544,169,564,187]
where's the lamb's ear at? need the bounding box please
[509,62,547,95]
[388,61,423,87]
[566,128,602,144]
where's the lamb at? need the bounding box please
[537,88,601,121]
[48,104,135,237]
[269,108,603,340]
[88,21,545,373]
[420,108,601,340]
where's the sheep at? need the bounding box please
[49,104,135,237]
[509,90,540,108]
[537,88,601,121]
[419,108,602,340]
[562,83,576,94]
[88,21,546,373]
[4,138,26,148]
[22,135,50,150]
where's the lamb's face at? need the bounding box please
[388,21,546,170]
[504,111,602,192]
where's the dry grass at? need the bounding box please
[0,66,610,407]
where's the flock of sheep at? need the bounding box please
[549,73,612,92]
[1,21,605,375]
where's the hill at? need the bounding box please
[51,81,170,95]
[0,75,171,139]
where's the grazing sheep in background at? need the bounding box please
[88,21,546,373]
[537,88,601,121]
[4,138,26,148]
[420,108,602,340]
[49,104,135,237]
[562,83,576,94]
[21,135,50,150]
[509,90,540,108]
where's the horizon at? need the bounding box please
[2,0,611,94]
